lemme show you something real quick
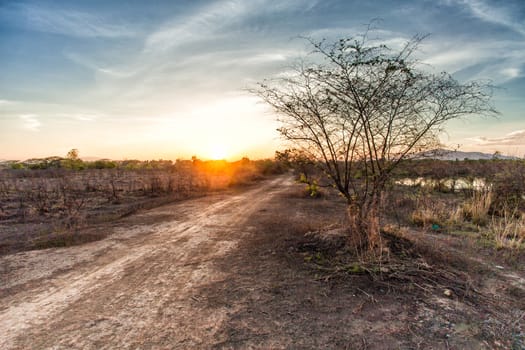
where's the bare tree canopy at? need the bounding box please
[255,32,497,249]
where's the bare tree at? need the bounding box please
[255,32,497,250]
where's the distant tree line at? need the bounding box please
[4,149,288,174]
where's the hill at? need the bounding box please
[419,149,519,160]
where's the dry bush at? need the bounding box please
[461,189,492,226]
[0,180,8,216]
[106,169,123,203]
[57,177,86,228]
[484,207,525,249]
[410,196,455,230]
[148,175,165,195]
[382,188,418,226]
[489,162,525,215]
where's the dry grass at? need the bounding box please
[461,189,492,226]
[383,183,525,256]
[410,196,453,230]
[408,188,494,231]
[485,207,525,249]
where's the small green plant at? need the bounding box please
[346,263,366,274]
[298,173,320,197]
[307,180,319,197]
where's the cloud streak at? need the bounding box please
[421,38,525,83]
[2,4,135,38]
[450,0,525,36]
[469,129,525,146]
[0,99,17,106]
[19,114,41,131]
[422,1,525,83]
[64,52,137,77]
[144,0,319,52]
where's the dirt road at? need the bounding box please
[0,176,293,349]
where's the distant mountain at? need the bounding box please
[418,148,519,160]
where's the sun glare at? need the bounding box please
[209,144,229,160]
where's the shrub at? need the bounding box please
[489,161,525,214]
[298,173,321,198]
[484,207,525,249]
[461,189,492,226]
[410,197,451,230]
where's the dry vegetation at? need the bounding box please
[1,156,524,348]
[211,171,524,348]
[272,159,525,348]
[390,159,525,251]
[0,157,285,254]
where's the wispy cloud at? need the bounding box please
[64,52,137,77]
[19,114,41,131]
[421,38,525,83]
[442,0,525,36]
[501,67,521,79]
[422,1,524,83]
[469,129,525,146]
[56,113,101,122]
[2,4,135,38]
[145,0,318,52]
[63,0,319,106]
[144,1,243,52]
[0,99,16,106]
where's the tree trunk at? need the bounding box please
[347,194,381,251]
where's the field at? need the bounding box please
[0,158,281,254]
[0,159,524,349]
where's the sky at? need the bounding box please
[0,0,524,160]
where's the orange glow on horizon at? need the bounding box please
[208,144,229,160]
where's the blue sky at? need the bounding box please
[0,0,524,160]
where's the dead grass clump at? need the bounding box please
[382,189,418,226]
[410,197,452,230]
[461,189,492,226]
[484,208,525,250]
[490,163,525,215]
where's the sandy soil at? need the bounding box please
[0,175,523,349]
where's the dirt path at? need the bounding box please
[0,176,292,349]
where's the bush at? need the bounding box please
[490,163,525,214]
[461,189,492,226]
[410,196,457,231]
[484,207,525,249]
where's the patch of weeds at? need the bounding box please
[297,173,322,198]
[29,228,107,250]
[303,251,327,264]
[461,189,492,226]
[481,207,525,250]
[410,196,455,231]
[298,227,487,306]
[345,263,366,274]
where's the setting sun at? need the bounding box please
[208,144,229,160]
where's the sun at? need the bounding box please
[209,144,229,160]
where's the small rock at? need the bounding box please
[443,289,453,297]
